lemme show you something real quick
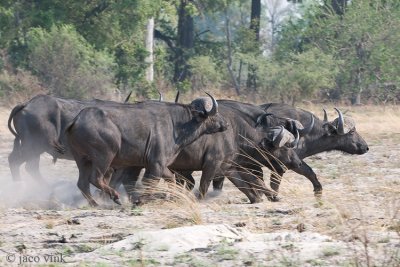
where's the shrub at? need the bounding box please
[27,25,116,99]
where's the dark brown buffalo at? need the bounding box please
[65,94,228,206]
[213,103,369,197]
[110,100,303,203]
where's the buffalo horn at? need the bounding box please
[289,129,300,148]
[298,115,314,136]
[124,90,133,103]
[323,109,328,122]
[255,113,274,127]
[175,91,180,103]
[205,92,218,116]
[158,91,164,102]
[334,107,345,135]
[273,126,285,148]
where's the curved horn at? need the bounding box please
[334,107,345,135]
[124,90,133,103]
[158,91,164,102]
[205,92,218,116]
[298,114,314,136]
[289,129,300,148]
[175,91,180,103]
[323,109,328,122]
[273,126,284,148]
[255,113,274,127]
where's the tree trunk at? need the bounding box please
[173,0,194,82]
[224,13,240,95]
[145,18,154,83]
[246,0,261,91]
[250,0,261,41]
[353,69,363,105]
[330,0,347,15]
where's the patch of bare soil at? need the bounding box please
[0,105,399,266]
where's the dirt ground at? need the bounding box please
[0,104,399,266]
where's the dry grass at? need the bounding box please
[297,103,400,137]
[0,104,399,266]
[130,181,204,228]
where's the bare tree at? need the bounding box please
[246,0,262,91]
[145,18,154,82]
[264,0,295,52]
[224,10,241,95]
[174,0,195,82]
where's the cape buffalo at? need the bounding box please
[8,95,93,182]
[110,100,303,204]
[213,103,369,197]
[65,94,228,206]
[7,92,168,183]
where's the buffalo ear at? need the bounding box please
[191,108,207,121]
[255,113,274,127]
[285,120,295,134]
[259,138,272,149]
[322,122,336,135]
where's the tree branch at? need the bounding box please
[154,29,176,50]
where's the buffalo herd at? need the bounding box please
[7,94,369,206]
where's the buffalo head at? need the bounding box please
[190,93,228,134]
[256,113,314,137]
[259,126,302,169]
[322,108,369,154]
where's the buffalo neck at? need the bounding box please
[173,109,209,148]
[296,121,338,158]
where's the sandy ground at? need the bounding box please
[0,104,399,266]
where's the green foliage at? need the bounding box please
[0,0,399,102]
[0,68,45,99]
[259,48,340,104]
[26,25,115,98]
[276,0,400,103]
[188,55,222,90]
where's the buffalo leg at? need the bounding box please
[269,160,322,196]
[230,166,277,202]
[76,159,98,207]
[175,171,195,191]
[136,163,174,204]
[198,165,219,199]
[269,160,286,194]
[89,166,121,205]
[292,160,323,195]
[225,171,261,203]
[8,140,24,181]
[213,164,264,193]
[25,157,47,184]
[114,167,143,204]
[212,177,224,191]
[98,168,115,201]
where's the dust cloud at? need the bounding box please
[0,155,92,209]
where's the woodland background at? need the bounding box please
[1,0,400,105]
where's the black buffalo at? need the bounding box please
[8,95,96,182]
[7,93,167,183]
[65,94,228,206]
[111,100,303,203]
[214,103,369,196]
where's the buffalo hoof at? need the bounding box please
[267,196,281,202]
[113,197,122,205]
[250,197,263,204]
[89,200,99,207]
[314,190,323,198]
[132,197,143,206]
